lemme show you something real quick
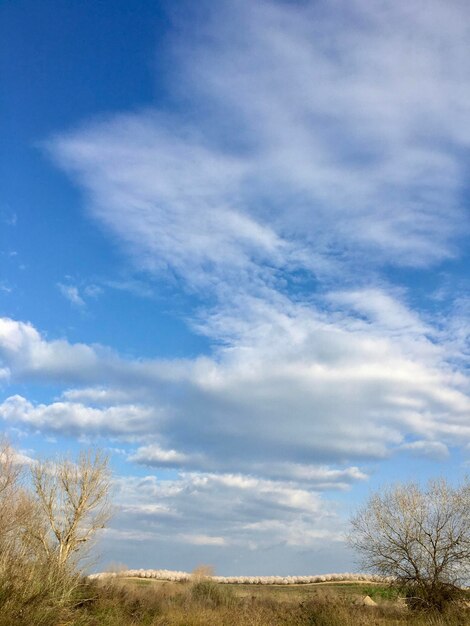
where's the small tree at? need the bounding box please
[29,449,111,569]
[349,478,470,611]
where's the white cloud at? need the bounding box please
[35,1,470,476]
[400,439,450,461]
[50,114,288,289]
[0,282,12,294]
[39,2,469,487]
[95,470,355,574]
[250,463,368,489]
[61,387,132,404]
[130,444,367,489]
[112,472,342,549]
[101,278,155,299]
[0,445,35,468]
[0,395,157,438]
[0,317,104,382]
[49,0,469,281]
[0,309,468,472]
[58,283,86,308]
[179,534,227,547]
[0,317,180,387]
[129,444,197,467]
[326,289,430,336]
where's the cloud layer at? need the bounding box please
[103,471,350,575]
[2,0,469,572]
[1,307,468,475]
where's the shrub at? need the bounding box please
[190,578,235,608]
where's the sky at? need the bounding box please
[0,0,469,576]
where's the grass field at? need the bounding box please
[124,576,397,601]
[2,571,469,625]
[69,576,468,626]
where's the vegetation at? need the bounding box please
[349,478,470,612]
[30,448,111,569]
[0,439,111,625]
[1,568,468,625]
[43,576,470,625]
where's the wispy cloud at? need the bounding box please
[399,439,450,461]
[49,0,469,286]
[58,283,86,308]
[2,211,17,226]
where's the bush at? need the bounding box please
[0,554,81,626]
[190,579,235,608]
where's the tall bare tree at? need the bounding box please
[0,438,18,545]
[0,438,30,542]
[30,449,111,569]
[349,478,470,611]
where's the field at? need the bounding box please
[67,576,470,626]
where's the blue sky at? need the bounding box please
[1,0,469,575]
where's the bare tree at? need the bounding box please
[0,439,20,516]
[29,449,111,569]
[349,478,470,611]
[0,438,30,541]
[0,438,21,497]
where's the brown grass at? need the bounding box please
[69,577,469,626]
[0,566,468,625]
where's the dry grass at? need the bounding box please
[0,565,468,625]
[0,552,81,626]
[70,577,470,626]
